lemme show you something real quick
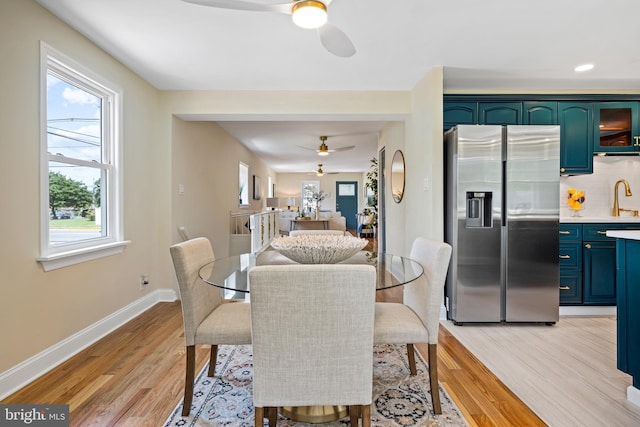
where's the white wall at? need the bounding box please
[0,0,166,374]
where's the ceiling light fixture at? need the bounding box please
[292,0,327,29]
[318,142,330,156]
[574,63,594,72]
[316,164,324,176]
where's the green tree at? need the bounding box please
[364,157,378,228]
[49,172,93,219]
[93,177,101,207]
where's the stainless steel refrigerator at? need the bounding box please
[444,125,560,324]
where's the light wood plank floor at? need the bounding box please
[442,317,640,427]
[3,299,545,426]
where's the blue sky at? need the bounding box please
[47,73,102,190]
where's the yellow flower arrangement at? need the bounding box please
[567,188,586,215]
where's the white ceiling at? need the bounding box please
[36,0,640,172]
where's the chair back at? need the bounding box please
[249,264,376,408]
[404,238,452,344]
[170,237,223,346]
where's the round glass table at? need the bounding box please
[198,250,424,294]
[197,250,424,423]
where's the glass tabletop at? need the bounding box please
[198,251,424,294]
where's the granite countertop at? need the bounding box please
[606,230,640,240]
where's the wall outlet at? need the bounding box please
[140,274,149,290]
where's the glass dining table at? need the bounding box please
[198,250,424,298]
[197,249,424,423]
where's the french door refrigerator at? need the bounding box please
[444,125,560,324]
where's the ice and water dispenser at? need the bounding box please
[466,192,492,228]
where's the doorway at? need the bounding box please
[335,181,358,230]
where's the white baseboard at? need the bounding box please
[0,288,178,400]
[628,385,640,407]
[559,306,616,317]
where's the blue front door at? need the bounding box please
[336,181,358,230]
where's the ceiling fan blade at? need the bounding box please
[330,145,355,152]
[318,23,355,57]
[297,145,319,152]
[182,0,294,14]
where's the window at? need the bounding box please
[38,43,127,271]
[301,180,320,214]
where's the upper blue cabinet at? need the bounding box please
[443,102,477,131]
[593,102,640,153]
[558,102,593,175]
[478,102,522,125]
[523,101,558,125]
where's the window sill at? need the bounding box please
[37,240,131,271]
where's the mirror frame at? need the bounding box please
[391,150,405,203]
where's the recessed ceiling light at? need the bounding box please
[574,63,594,72]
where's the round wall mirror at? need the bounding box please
[391,150,405,203]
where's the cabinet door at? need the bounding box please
[524,101,558,125]
[560,271,582,304]
[558,102,593,174]
[583,241,616,304]
[444,102,477,131]
[478,102,522,125]
[593,102,640,153]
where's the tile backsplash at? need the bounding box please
[560,156,640,218]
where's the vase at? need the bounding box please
[315,210,319,220]
[571,209,582,217]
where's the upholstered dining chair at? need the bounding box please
[169,237,252,416]
[373,237,452,414]
[249,264,377,427]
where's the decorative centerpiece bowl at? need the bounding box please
[270,234,367,264]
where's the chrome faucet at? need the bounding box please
[613,179,638,216]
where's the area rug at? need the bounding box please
[164,344,468,426]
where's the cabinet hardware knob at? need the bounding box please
[634,136,640,147]
[559,231,571,235]
[559,286,571,290]
[585,243,592,249]
[560,168,566,173]
[559,255,571,259]
[597,231,607,235]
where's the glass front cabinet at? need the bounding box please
[593,102,640,153]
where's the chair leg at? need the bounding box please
[361,404,371,427]
[428,343,442,414]
[182,345,195,416]
[267,407,277,426]
[406,343,417,375]
[208,345,218,377]
[254,406,264,427]
[349,405,361,425]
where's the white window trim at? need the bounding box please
[38,42,129,271]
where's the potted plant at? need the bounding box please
[364,157,378,234]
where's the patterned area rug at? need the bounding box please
[164,344,468,426]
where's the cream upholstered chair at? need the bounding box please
[169,237,252,416]
[249,264,376,427]
[373,237,452,414]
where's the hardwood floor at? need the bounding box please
[2,236,543,426]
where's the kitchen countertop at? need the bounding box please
[606,230,640,240]
[561,216,640,223]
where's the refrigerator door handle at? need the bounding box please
[501,160,507,227]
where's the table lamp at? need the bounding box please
[266,197,280,210]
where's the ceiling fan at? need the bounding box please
[181,0,356,57]
[299,135,355,156]
[308,164,339,176]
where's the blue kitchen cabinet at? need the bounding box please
[443,102,477,131]
[523,101,558,125]
[615,237,640,388]
[559,224,582,304]
[558,102,593,174]
[593,102,640,153]
[478,102,522,125]
[583,241,617,304]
